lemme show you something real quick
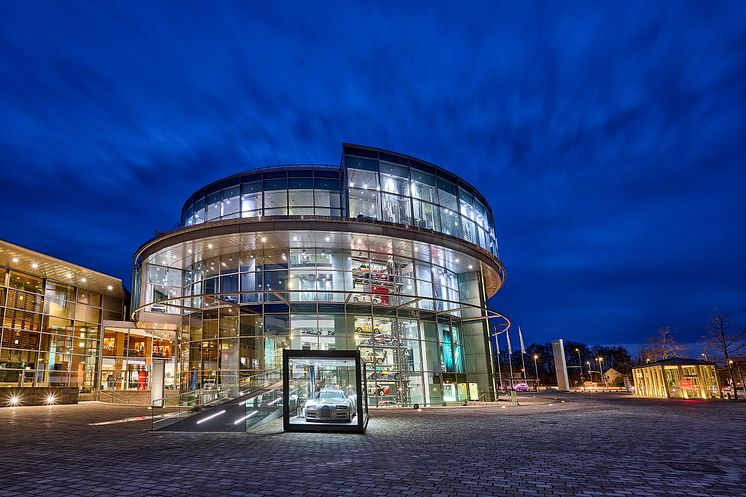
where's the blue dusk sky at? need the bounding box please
[1,2,745,349]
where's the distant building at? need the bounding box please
[603,367,622,385]
[632,358,720,399]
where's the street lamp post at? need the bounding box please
[586,361,592,383]
[575,348,583,385]
[598,357,605,385]
[533,354,539,391]
[728,359,739,400]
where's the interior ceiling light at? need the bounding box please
[80,278,87,283]
[207,244,213,249]
[11,257,19,263]
[31,262,39,269]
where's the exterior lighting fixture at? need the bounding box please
[325,236,330,242]
[292,236,298,241]
[45,394,57,405]
[31,262,39,269]
[66,273,73,278]
[455,259,460,263]
[107,285,113,291]
[261,237,267,243]
[468,265,473,270]
[207,243,213,249]
[80,278,87,283]
[9,395,21,406]
[188,248,192,253]
[11,257,19,263]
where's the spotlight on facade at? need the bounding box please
[45,394,57,405]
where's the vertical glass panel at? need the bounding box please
[288,190,314,215]
[241,181,263,217]
[264,190,288,216]
[207,191,222,221]
[439,207,460,237]
[314,189,341,216]
[222,186,240,217]
[193,197,205,224]
[379,162,409,195]
[381,193,411,225]
[461,218,477,244]
[437,179,458,210]
[412,200,439,230]
[349,188,380,220]
[410,170,438,203]
[185,204,194,226]
[347,169,379,189]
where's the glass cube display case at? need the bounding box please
[283,349,368,433]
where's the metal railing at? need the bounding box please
[150,369,283,431]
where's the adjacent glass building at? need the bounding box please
[132,144,509,405]
[0,241,126,392]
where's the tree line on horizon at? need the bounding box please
[495,309,745,387]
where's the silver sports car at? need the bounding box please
[303,388,355,422]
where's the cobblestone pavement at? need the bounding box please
[1,393,745,497]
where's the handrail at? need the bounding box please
[133,288,510,334]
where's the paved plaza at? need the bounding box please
[1,393,744,497]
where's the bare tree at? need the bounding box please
[703,310,746,400]
[641,327,687,362]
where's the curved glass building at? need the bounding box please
[132,144,508,406]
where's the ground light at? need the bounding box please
[45,394,57,405]
[8,395,21,406]
[196,410,225,424]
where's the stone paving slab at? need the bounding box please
[1,394,744,496]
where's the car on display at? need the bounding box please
[513,382,530,392]
[303,387,356,423]
[367,384,391,396]
[369,370,401,381]
[361,333,400,347]
[299,328,321,336]
[363,351,387,364]
[352,285,390,305]
[355,324,381,334]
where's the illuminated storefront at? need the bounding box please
[132,144,509,406]
[632,358,721,399]
[0,241,126,398]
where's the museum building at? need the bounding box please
[132,144,509,406]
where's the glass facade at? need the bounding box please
[181,167,343,227]
[101,326,175,391]
[179,148,498,258]
[136,146,507,406]
[0,260,124,391]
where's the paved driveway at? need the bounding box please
[1,393,744,496]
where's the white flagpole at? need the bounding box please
[519,326,527,379]
[494,330,503,392]
[505,328,515,389]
